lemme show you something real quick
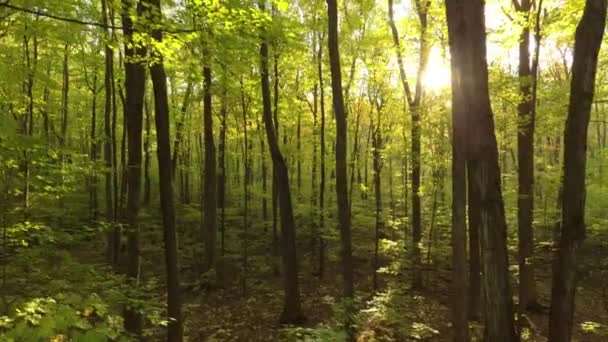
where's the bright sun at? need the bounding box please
[422,47,451,92]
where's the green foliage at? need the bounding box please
[0,296,130,341]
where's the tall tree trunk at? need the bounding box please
[514,0,539,315]
[22,32,37,218]
[89,73,99,222]
[388,0,429,289]
[219,86,227,256]
[146,0,183,339]
[202,59,217,273]
[549,1,606,340]
[318,32,327,278]
[59,44,70,218]
[327,0,354,300]
[271,34,282,277]
[449,59,469,340]
[260,0,303,323]
[143,92,152,206]
[348,108,362,209]
[121,0,147,335]
[372,104,383,292]
[101,0,118,264]
[240,79,250,296]
[445,0,516,340]
[467,166,481,321]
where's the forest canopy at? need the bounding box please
[0,0,607,341]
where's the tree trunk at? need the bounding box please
[240,79,250,296]
[21,33,38,218]
[467,166,481,321]
[219,86,227,256]
[260,0,303,323]
[388,0,429,290]
[143,92,152,206]
[318,32,327,279]
[449,49,470,340]
[514,0,539,315]
[121,0,147,335]
[86,65,100,222]
[101,0,118,265]
[549,1,606,340]
[327,0,354,300]
[372,106,382,292]
[445,0,516,340]
[202,60,217,273]
[147,0,183,338]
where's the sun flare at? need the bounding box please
[422,47,451,92]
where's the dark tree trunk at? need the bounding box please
[549,1,606,340]
[219,86,227,256]
[348,108,362,209]
[121,0,147,335]
[271,40,281,277]
[240,79,250,296]
[143,92,152,206]
[87,69,100,222]
[146,0,183,339]
[202,62,217,273]
[372,104,383,292]
[467,166,481,321]
[514,0,539,315]
[21,33,38,218]
[445,0,516,340]
[101,0,118,265]
[260,0,303,323]
[317,32,327,279]
[327,0,354,300]
[449,52,469,340]
[259,119,268,222]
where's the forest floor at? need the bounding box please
[31,201,608,341]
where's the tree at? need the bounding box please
[121,0,147,335]
[513,0,540,314]
[146,0,183,339]
[549,0,607,340]
[259,0,304,324]
[201,48,217,273]
[327,0,355,301]
[388,0,430,289]
[447,11,470,339]
[444,0,516,340]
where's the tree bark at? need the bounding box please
[449,58,469,340]
[318,32,327,279]
[219,86,227,256]
[467,166,481,321]
[514,0,539,315]
[202,60,217,273]
[327,0,355,300]
[445,0,516,340]
[549,1,606,340]
[121,0,147,335]
[260,0,303,324]
[146,0,183,339]
[101,0,118,265]
[371,101,383,292]
[143,92,152,206]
